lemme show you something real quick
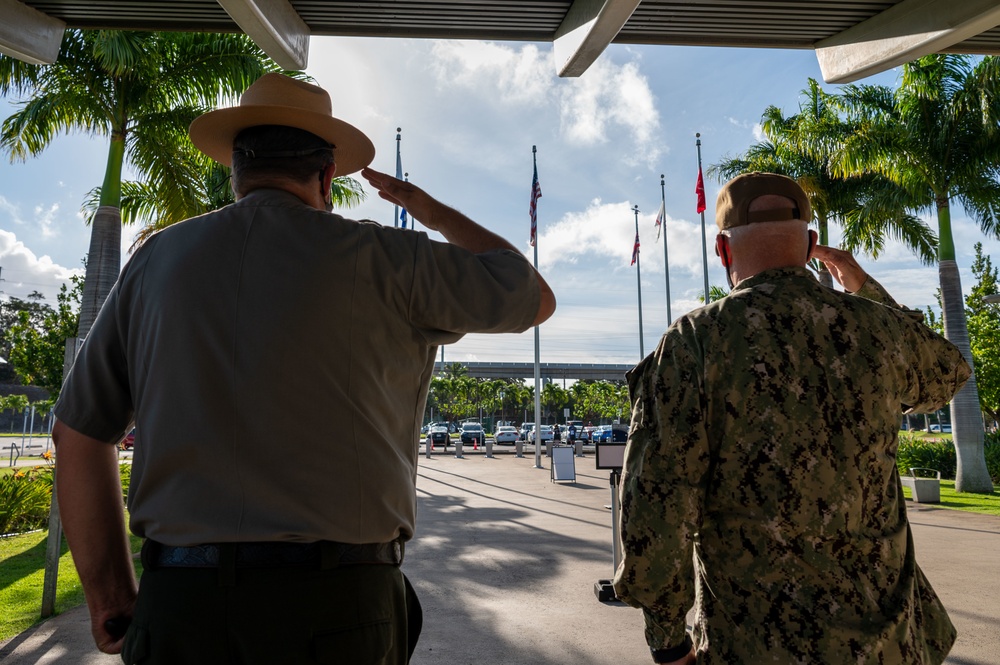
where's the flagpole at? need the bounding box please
[531,145,543,469]
[696,133,710,304]
[393,127,402,228]
[660,173,672,326]
[633,204,644,359]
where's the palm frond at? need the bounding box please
[330,177,366,208]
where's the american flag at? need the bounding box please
[695,167,707,214]
[529,161,542,247]
[631,231,640,266]
[654,201,665,241]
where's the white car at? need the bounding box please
[494,426,519,444]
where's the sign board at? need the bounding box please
[551,445,576,482]
[595,443,627,470]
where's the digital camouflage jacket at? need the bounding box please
[614,266,970,664]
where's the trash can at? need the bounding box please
[901,467,941,503]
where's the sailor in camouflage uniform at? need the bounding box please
[613,173,970,665]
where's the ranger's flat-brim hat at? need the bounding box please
[189,73,375,176]
[716,172,811,230]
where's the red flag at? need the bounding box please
[630,231,640,266]
[695,167,706,214]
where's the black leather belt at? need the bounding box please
[143,539,403,570]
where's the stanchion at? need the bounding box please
[594,442,626,602]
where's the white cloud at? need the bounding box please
[428,41,660,162]
[0,229,81,303]
[34,202,60,238]
[430,42,551,105]
[533,198,712,278]
[0,195,25,225]
[752,123,765,142]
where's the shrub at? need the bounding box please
[0,462,132,536]
[985,431,1000,484]
[896,435,956,479]
[0,467,54,535]
[898,432,1000,484]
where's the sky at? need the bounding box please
[2,37,999,365]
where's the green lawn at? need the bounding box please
[0,529,143,643]
[901,479,1000,516]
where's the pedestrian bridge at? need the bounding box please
[433,362,631,381]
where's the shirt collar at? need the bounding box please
[732,266,817,293]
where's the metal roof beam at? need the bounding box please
[553,0,641,77]
[0,0,65,65]
[216,0,310,70]
[815,0,1000,84]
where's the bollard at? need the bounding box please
[546,441,552,457]
[455,439,464,458]
[485,438,494,458]
[425,438,432,459]
[575,440,583,457]
[515,440,524,458]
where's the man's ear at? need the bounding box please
[806,229,818,260]
[322,162,338,196]
[715,234,731,267]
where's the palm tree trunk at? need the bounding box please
[939,200,993,493]
[78,137,126,336]
[78,207,122,336]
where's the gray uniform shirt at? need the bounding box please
[55,189,539,546]
[614,266,970,664]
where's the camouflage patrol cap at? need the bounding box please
[716,173,811,230]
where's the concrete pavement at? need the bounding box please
[2,451,998,664]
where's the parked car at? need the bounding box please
[592,425,628,442]
[121,428,136,449]
[519,423,534,441]
[929,424,952,433]
[494,426,519,444]
[426,425,450,449]
[537,425,554,442]
[460,422,485,444]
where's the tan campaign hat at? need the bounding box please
[189,73,375,175]
[715,173,811,230]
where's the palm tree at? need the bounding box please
[0,30,281,336]
[541,382,568,423]
[832,54,1000,493]
[710,78,936,289]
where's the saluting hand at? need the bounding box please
[811,244,868,293]
[361,168,441,231]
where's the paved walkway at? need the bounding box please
[2,452,998,664]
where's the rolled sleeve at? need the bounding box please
[53,283,133,444]
[408,237,539,344]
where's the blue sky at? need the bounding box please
[2,37,998,364]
